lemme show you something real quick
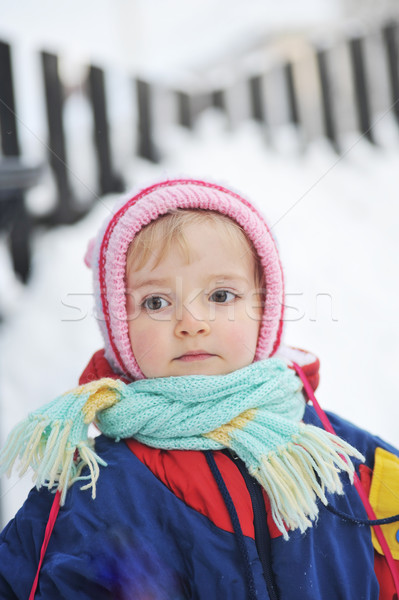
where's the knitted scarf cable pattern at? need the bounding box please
[0,359,363,538]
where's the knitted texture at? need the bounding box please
[0,359,363,538]
[87,179,285,380]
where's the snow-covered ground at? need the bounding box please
[1,110,399,526]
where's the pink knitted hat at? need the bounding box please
[86,179,284,380]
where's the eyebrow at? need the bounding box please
[129,277,172,290]
[207,273,252,285]
[130,273,252,291]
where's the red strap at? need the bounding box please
[29,490,61,600]
[293,362,399,597]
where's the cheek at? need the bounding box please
[130,328,150,357]
[128,318,170,367]
[129,319,154,357]
[220,318,260,356]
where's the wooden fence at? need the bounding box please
[0,19,399,282]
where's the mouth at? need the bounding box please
[175,351,216,362]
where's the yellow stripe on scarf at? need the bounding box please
[205,408,258,446]
[80,378,124,424]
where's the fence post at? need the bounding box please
[87,65,124,195]
[41,51,76,221]
[249,74,266,123]
[348,37,375,143]
[382,21,399,125]
[176,91,193,129]
[0,41,31,283]
[135,78,159,162]
[284,62,300,126]
[0,42,20,157]
[315,48,340,152]
[211,89,226,112]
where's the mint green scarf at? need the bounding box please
[0,359,363,538]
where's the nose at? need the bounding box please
[174,304,211,337]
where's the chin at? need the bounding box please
[185,364,231,377]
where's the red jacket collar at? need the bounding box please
[79,349,131,385]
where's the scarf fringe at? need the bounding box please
[250,424,364,540]
[0,416,107,505]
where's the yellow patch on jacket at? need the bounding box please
[369,447,399,559]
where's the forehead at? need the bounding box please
[127,219,255,285]
[126,210,259,276]
[147,219,255,271]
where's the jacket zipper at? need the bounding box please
[224,452,279,600]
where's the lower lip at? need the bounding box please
[177,354,215,362]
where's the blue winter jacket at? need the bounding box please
[0,403,398,599]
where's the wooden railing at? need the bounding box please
[0,20,398,281]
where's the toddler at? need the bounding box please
[0,179,398,599]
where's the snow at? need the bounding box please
[1,0,398,526]
[0,0,341,74]
[1,110,399,525]
[132,0,340,77]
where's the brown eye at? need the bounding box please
[209,290,235,303]
[143,296,169,311]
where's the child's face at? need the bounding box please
[126,221,262,378]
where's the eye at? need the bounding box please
[209,290,236,303]
[142,296,170,311]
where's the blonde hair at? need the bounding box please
[126,209,264,290]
